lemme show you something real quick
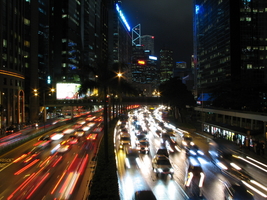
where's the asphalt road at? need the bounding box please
[0,114,103,200]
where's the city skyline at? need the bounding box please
[122,0,193,65]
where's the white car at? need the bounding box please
[57,142,70,153]
[152,155,174,178]
[74,130,85,137]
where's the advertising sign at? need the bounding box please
[56,83,81,99]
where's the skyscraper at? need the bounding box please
[141,35,155,56]
[159,48,174,83]
[109,1,132,70]
[193,0,267,94]
[0,1,28,130]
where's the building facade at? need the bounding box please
[193,0,267,93]
[141,35,155,56]
[0,1,28,132]
[159,48,174,83]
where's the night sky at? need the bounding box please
[121,0,193,66]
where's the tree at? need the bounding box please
[159,77,195,122]
[78,62,138,100]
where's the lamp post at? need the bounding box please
[43,88,55,132]
[103,72,123,163]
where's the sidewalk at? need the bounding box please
[196,129,266,159]
[166,117,267,164]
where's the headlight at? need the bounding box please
[170,168,174,172]
[189,150,197,156]
[145,147,149,150]
[182,141,187,146]
[158,168,163,173]
[217,162,228,170]
[197,150,204,156]
[190,142,195,146]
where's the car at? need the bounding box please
[156,147,169,157]
[86,133,98,140]
[188,144,204,157]
[137,140,150,154]
[57,141,71,153]
[182,134,194,152]
[74,129,85,137]
[119,133,131,149]
[133,190,157,200]
[152,155,174,178]
[62,128,75,134]
[223,182,254,200]
[185,157,205,197]
[38,135,51,141]
[67,135,79,144]
[23,146,43,164]
[135,134,147,141]
[50,132,64,140]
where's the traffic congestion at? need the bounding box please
[115,106,267,200]
[0,111,104,200]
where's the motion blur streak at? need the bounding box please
[78,154,88,174]
[7,173,36,200]
[52,156,63,167]
[242,180,267,198]
[33,141,44,146]
[51,170,67,194]
[250,180,267,191]
[13,154,27,163]
[68,172,80,195]
[68,154,78,171]
[59,155,89,199]
[246,156,267,168]
[39,156,52,167]
[14,159,39,175]
[59,172,73,194]
[125,158,130,168]
[238,156,267,172]
[185,172,193,187]
[26,172,50,199]
[230,163,241,170]
[199,172,205,187]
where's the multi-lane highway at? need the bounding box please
[0,113,103,200]
[115,106,267,200]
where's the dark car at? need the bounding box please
[152,155,174,178]
[38,135,51,141]
[224,182,254,200]
[133,190,157,200]
[137,140,150,154]
[6,126,15,134]
[156,148,169,157]
[185,157,205,197]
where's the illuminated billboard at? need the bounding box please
[56,83,81,100]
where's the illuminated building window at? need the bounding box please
[24,18,30,25]
[247,64,252,69]
[3,39,7,47]
[24,40,30,47]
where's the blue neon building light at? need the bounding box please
[195,5,200,14]
[116,3,131,31]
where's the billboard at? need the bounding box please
[56,83,81,100]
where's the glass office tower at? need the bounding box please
[193,0,267,93]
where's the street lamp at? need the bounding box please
[43,87,56,131]
[103,71,124,163]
